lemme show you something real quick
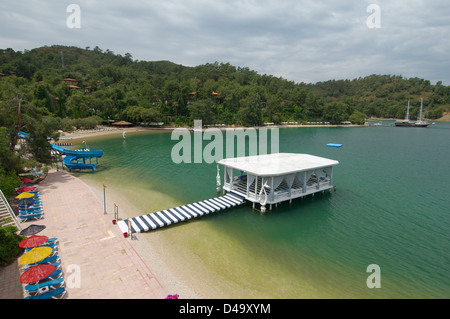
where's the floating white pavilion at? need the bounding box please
[218,153,339,212]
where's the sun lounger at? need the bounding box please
[24,278,65,295]
[36,237,58,246]
[30,173,48,185]
[19,207,43,214]
[33,255,60,265]
[24,287,66,299]
[25,243,57,252]
[18,213,44,222]
[31,268,63,281]
[25,261,61,271]
[19,206,42,212]
[48,268,63,279]
[19,207,43,213]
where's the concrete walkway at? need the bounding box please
[0,170,166,299]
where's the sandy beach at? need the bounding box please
[5,170,171,298]
[59,125,168,141]
[59,123,369,141]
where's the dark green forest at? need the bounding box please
[2,45,449,128]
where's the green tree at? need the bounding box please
[188,100,215,125]
[349,111,367,124]
[238,93,263,126]
[323,102,350,124]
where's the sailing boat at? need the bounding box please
[395,98,429,127]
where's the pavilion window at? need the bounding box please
[225,167,233,186]
[269,175,285,202]
[285,173,296,197]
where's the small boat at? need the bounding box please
[395,98,429,127]
[326,143,342,148]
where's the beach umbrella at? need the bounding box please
[16,192,35,199]
[19,235,49,249]
[17,186,36,193]
[20,224,46,236]
[19,247,52,265]
[19,264,55,284]
[20,178,34,183]
[16,198,35,206]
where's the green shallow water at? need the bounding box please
[76,122,450,298]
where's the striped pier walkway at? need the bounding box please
[117,192,245,234]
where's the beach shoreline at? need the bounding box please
[10,170,168,299]
[59,123,368,141]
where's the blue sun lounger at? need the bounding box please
[18,213,44,221]
[25,278,65,294]
[24,287,66,299]
[25,243,57,252]
[32,255,60,265]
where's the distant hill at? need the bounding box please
[1,45,449,126]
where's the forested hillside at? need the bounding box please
[1,45,450,130]
[1,45,449,194]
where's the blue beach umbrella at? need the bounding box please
[16,198,35,206]
[20,224,46,236]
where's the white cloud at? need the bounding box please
[0,0,449,84]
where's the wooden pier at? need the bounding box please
[116,192,245,234]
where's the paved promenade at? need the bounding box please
[0,170,166,299]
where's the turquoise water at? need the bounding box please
[80,122,450,298]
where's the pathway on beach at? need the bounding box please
[16,170,166,299]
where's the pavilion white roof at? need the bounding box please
[218,153,339,176]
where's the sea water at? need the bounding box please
[77,122,450,298]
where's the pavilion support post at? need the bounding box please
[255,176,258,201]
[329,166,334,187]
[128,219,132,240]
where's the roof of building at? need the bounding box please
[111,121,133,126]
[218,153,339,176]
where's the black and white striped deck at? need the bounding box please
[117,192,245,234]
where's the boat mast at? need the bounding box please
[418,98,423,121]
[406,101,410,121]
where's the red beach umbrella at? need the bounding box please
[19,264,55,284]
[20,178,34,183]
[17,186,36,193]
[19,235,49,249]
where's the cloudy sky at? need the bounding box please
[1,0,449,84]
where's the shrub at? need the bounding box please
[0,226,26,267]
[0,169,21,198]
